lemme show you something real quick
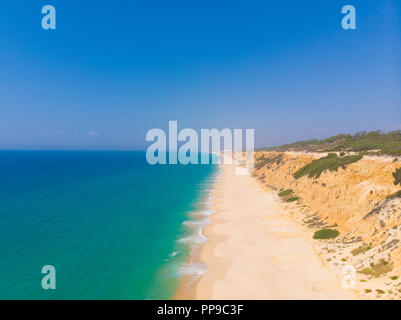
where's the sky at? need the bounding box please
[0,0,400,150]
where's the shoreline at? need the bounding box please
[174,164,221,297]
[175,161,358,299]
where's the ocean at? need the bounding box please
[0,151,218,299]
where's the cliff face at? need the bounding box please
[253,151,401,271]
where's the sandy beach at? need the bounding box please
[176,161,358,300]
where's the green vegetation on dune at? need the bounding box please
[357,260,393,277]
[262,130,401,156]
[277,189,299,202]
[351,244,372,256]
[278,189,293,197]
[393,168,401,186]
[293,153,363,179]
[313,229,339,239]
[254,154,283,170]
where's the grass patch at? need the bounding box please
[278,190,299,203]
[293,153,363,179]
[390,276,399,280]
[313,229,339,239]
[278,189,293,197]
[286,196,299,202]
[393,168,401,186]
[351,244,372,256]
[357,259,393,278]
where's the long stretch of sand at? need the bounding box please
[176,162,357,299]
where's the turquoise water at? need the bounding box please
[0,151,218,299]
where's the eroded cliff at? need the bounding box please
[253,151,401,297]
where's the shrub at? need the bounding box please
[357,259,393,277]
[313,229,339,239]
[393,168,401,186]
[286,196,299,202]
[278,189,293,197]
[293,153,363,179]
[254,154,283,170]
[351,244,372,256]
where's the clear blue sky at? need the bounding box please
[0,0,400,150]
